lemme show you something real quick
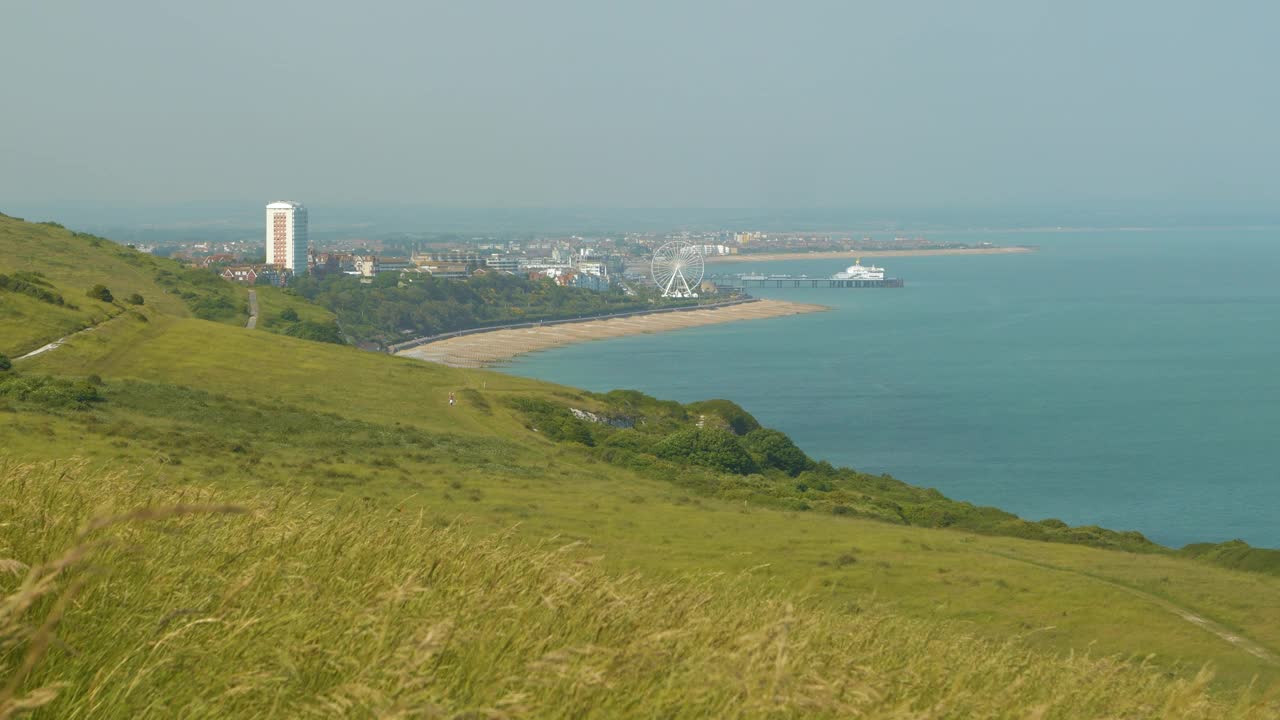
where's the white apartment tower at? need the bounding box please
[265,201,309,273]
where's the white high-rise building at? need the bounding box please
[265,201,309,273]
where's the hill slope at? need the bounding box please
[7,461,1270,719]
[0,212,251,356]
[2,215,1279,715]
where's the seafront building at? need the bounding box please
[265,201,309,273]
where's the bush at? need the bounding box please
[0,273,66,306]
[741,428,813,476]
[654,427,758,475]
[686,399,760,435]
[186,293,243,321]
[279,308,299,322]
[0,374,102,410]
[126,293,144,305]
[507,397,597,446]
[87,284,114,303]
[0,354,11,372]
[602,430,660,454]
[281,321,344,344]
[1180,540,1280,577]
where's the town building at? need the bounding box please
[418,261,471,278]
[354,255,416,278]
[570,272,611,292]
[699,244,737,256]
[220,265,282,286]
[199,254,237,268]
[485,255,523,273]
[265,201,309,273]
[414,251,484,266]
[575,260,609,277]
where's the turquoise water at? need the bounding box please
[503,230,1280,549]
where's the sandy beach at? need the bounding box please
[397,299,828,368]
[706,246,1035,263]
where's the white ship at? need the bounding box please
[832,258,886,281]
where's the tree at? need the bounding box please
[654,427,758,475]
[687,399,761,435]
[126,293,144,305]
[371,273,401,289]
[742,428,813,477]
[87,284,114,303]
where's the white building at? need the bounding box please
[485,255,523,273]
[265,201,309,273]
[575,260,609,277]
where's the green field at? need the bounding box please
[3,215,1280,717]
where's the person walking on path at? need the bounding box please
[448,391,455,407]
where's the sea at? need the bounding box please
[503,229,1280,549]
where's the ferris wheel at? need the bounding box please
[650,241,705,298]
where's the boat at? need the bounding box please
[832,258,886,281]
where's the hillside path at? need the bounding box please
[245,290,258,329]
[14,315,117,361]
[986,550,1280,666]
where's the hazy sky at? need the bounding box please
[3,1,1278,213]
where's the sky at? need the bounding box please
[3,0,1278,216]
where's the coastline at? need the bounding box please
[396,298,828,368]
[707,246,1035,263]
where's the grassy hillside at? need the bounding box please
[7,318,1280,689]
[6,461,1273,719]
[3,215,1280,714]
[0,212,247,356]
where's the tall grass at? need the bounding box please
[2,460,1277,718]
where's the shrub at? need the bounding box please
[87,284,114,303]
[742,428,813,476]
[507,397,597,446]
[279,307,299,322]
[686,399,760,435]
[0,273,65,306]
[1180,539,1280,577]
[0,374,102,410]
[0,355,10,372]
[602,430,660,454]
[188,294,238,320]
[654,427,758,475]
[282,320,344,344]
[902,503,959,528]
[126,293,144,305]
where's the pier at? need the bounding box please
[709,274,904,289]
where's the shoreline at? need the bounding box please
[707,246,1036,263]
[396,298,828,368]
